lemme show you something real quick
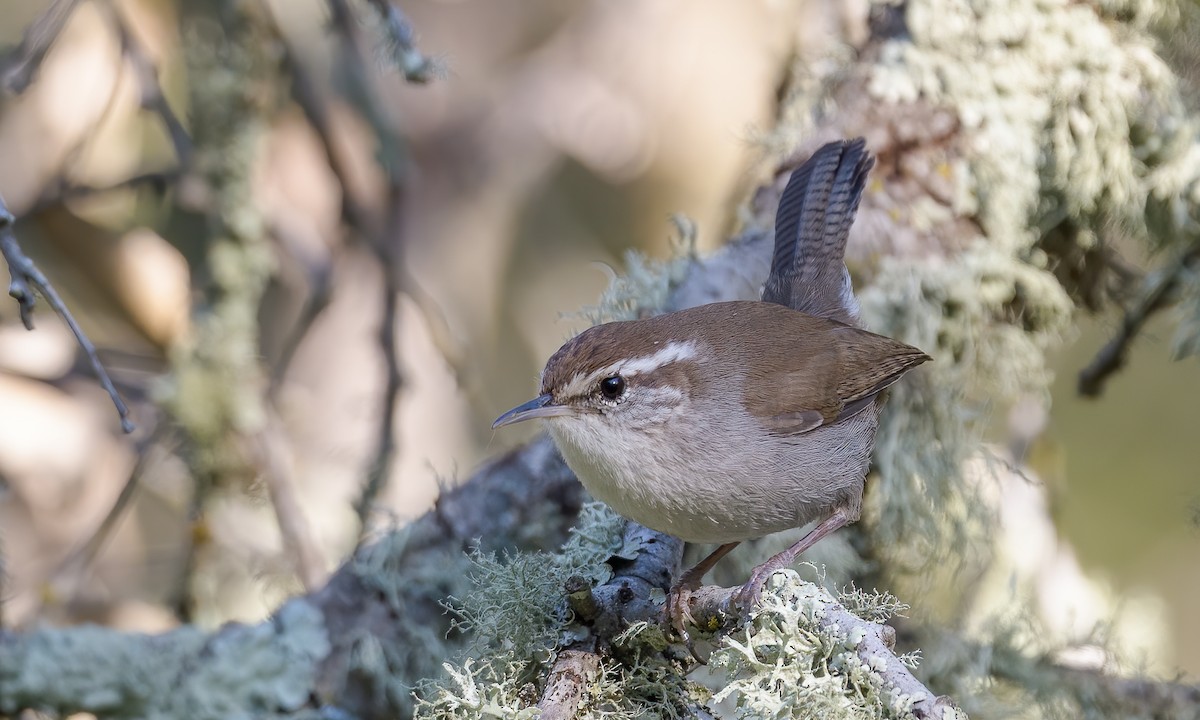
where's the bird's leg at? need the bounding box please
[667,541,740,644]
[733,507,852,611]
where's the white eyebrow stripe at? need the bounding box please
[613,340,697,377]
[562,340,699,397]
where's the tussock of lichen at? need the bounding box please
[708,572,921,720]
[415,503,629,719]
[870,0,1191,253]
[416,658,540,719]
[837,585,911,626]
[357,530,477,697]
[858,246,1073,570]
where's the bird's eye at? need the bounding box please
[599,375,626,400]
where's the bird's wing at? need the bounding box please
[743,322,930,436]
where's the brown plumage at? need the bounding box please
[541,302,928,434]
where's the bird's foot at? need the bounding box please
[734,509,853,612]
[732,557,785,612]
[666,580,700,651]
[664,542,741,656]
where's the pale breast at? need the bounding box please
[547,401,878,544]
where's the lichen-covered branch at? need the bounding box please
[688,580,956,719]
[157,0,295,618]
[0,435,584,719]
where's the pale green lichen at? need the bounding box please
[0,600,329,719]
[412,658,541,720]
[837,585,911,626]
[708,571,921,720]
[349,528,478,714]
[869,0,1191,253]
[163,600,330,717]
[156,4,280,489]
[417,511,932,719]
[858,245,1074,571]
[447,503,625,660]
[849,0,1200,580]
[416,501,712,718]
[415,503,630,719]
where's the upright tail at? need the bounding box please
[762,138,874,327]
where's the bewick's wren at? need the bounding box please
[494,139,929,636]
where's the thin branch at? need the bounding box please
[1046,664,1200,718]
[265,218,338,392]
[554,519,956,718]
[32,170,182,213]
[99,0,192,166]
[0,198,135,433]
[361,0,438,83]
[1,0,83,93]
[320,0,413,531]
[1078,243,1200,397]
[29,0,190,213]
[355,193,405,529]
[276,27,467,392]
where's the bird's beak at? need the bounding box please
[492,394,576,429]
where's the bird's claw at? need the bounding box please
[666,582,701,658]
[732,565,773,612]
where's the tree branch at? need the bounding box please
[0,197,135,432]
[1077,242,1200,396]
[101,0,192,166]
[1,0,82,93]
[687,584,955,719]
[361,0,438,83]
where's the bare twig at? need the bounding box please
[1047,664,1200,717]
[318,0,413,530]
[1,0,83,93]
[278,24,469,392]
[0,198,135,433]
[265,219,338,391]
[1078,243,1200,397]
[361,0,438,83]
[355,192,405,529]
[99,0,192,166]
[32,170,182,213]
[30,0,190,213]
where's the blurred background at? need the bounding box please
[0,0,1197,688]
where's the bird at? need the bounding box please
[493,138,930,638]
